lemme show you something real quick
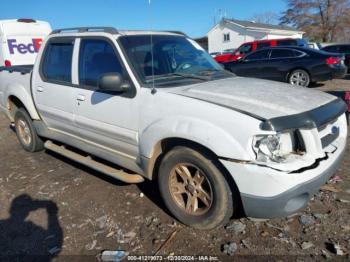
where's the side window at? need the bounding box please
[79,39,124,87]
[256,42,270,50]
[276,40,296,46]
[339,46,350,53]
[223,33,230,42]
[270,49,295,59]
[42,41,74,83]
[239,44,252,54]
[245,50,270,60]
[323,46,338,52]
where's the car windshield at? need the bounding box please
[119,35,232,86]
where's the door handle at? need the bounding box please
[36,86,44,92]
[76,94,86,102]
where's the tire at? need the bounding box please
[14,108,44,152]
[158,146,234,229]
[288,69,310,87]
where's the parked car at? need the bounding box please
[0,27,347,229]
[223,46,347,87]
[0,19,51,67]
[322,44,350,72]
[214,38,308,63]
[327,91,350,124]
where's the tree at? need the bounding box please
[250,12,279,25]
[280,0,350,42]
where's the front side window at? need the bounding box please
[119,35,227,86]
[79,39,124,87]
[42,41,74,83]
[245,50,270,60]
[238,44,252,54]
[270,49,295,59]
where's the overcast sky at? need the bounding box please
[1,0,286,37]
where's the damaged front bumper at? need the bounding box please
[220,138,346,219]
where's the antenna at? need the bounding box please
[148,0,157,94]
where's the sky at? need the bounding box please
[0,0,286,38]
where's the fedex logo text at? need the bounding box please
[7,39,43,54]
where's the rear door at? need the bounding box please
[32,37,78,136]
[264,48,299,80]
[73,38,139,159]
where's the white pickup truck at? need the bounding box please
[0,27,348,229]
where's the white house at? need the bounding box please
[208,19,304,53]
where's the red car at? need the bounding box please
[214,38,308,63]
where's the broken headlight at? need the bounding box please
[253,133,294,163]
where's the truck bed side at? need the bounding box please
[0,65,40,121]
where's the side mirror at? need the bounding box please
[99,73,130,92]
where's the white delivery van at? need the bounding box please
[0,19,51,66]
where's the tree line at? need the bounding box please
[253,0,350,43]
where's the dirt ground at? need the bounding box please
[0,78,350,262]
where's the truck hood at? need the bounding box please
[169,77,336,120]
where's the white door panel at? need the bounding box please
[75,90,139,158]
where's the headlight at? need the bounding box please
[253,133,294,163]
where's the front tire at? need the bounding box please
[158,146,234,229]
[14,108,44,152]
[288,69,310,87]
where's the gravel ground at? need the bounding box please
[0,79,349,261]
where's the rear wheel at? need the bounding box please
[288,69,310,87]
[14,108,44,152]
[158,146,234,229]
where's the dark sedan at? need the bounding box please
[322,44,350,72]
[222,47,347,87]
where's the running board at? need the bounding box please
[44,140,145,184]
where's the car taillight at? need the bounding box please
[4,60,12,67]
[326,57,342,65]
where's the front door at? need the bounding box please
[73,38,139,160]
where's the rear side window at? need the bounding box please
[271,49,295,58]
[276,39,296,46]
[323,46,339,52]
[246,50,270,60]
[256,42,270,50]
[42,41,74,83]
[79,39,124,87]
[339,46,350,53]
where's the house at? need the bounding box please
[207,18,304,53]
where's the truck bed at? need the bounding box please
[0,65,33,75]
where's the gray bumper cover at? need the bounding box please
[241,148,346,219]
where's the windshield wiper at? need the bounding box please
[153,72,211,81]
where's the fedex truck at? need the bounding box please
[0,19,51,67]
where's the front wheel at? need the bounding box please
[288,69,310,87]
[158,146,234,229]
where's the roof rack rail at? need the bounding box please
[50,27,119,35]
[165,31,188,37]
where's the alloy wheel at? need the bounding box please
[168,163,213,216]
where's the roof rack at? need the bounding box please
[165,31,188,37]
[50,27,119,35]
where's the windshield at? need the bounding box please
[119,35,231,86]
